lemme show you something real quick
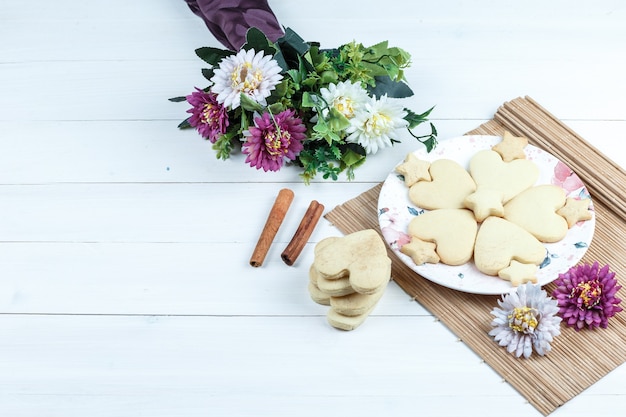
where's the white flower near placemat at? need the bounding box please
[489,282,562,358]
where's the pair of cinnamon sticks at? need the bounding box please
[249,188,325,267]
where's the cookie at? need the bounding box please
[473,216,547,276]
[408,159,476,210]
[469,149,539,204]
[557,197,593,228]
[497,260,538,286]
[330,286,386,317]
[308,281,331,305]
[310,229,392,330]
[463,187,505,222]
[316,272,355,297]
[503,185,569,243]
[395,152,431,186]
[400,236,440,265]
[492,131,528,162]
[313,229,391,295]
[327,303,378,331]
[313,236,347,279]
[406,208,478,266]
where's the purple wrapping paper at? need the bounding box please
[184,0,285,50]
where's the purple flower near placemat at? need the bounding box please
[552,262,623,330]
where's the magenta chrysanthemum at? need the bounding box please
[552,262,622,331]
[242,109,307,172]
[186,88,229,143]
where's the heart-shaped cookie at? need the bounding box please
[503,184,568,243]
[314,229,391,295]
[330,285,386,317]
[406,208,478,266]
[469,150,539,203]
[474,216,547,276]
[409,159,476,210]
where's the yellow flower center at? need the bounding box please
[201,103,217,124]
[364,113,392,136]
[333,96,356,118]
[265,130,291,156]
[231,62,263,93]
[508,306,538,334]
[572,280,602,308]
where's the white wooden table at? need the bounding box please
[2,1,625,416]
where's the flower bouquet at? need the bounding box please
[171,27,437,183]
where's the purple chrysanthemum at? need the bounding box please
[552,262,622,330]
[186,88,229,143]
[242,109,307,172]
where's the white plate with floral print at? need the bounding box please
[377,135,595,295]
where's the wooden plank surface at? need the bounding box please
[1,1,626,416]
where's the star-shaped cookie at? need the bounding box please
[557,197,593,228]
[400,237,440,265]
[498,260,538,287]
[395,153,431,187]
[464,188,505,222]
[492,130,528,162]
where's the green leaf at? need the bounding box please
[404,106,435,129]
[406,121,438,153]
[168,96,187,103]
[212,133,235,160]
[287,68,302,86]
[195,47,231,66]
[319,70,338,85]
[301,91,320,108]
[241,27,276,56]
[308,44,332,71]
[239,94,264,112]
[368,76,414,98]
[268,80,287,104]
[424,123,438,151]
[327,108,351,132]
[360,61,389,78]
[271,49,289,72]
[275,27,314,73]
[177,118,192,129]
[201,68,215,81]
[267,102,285,114]
[278,27,310,56]
[341,148,366,168]
[328,145,342,161]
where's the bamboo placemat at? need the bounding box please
[324,96,626,416]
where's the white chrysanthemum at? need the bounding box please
[210,49,283,109]
[319,80,369,119]
[344,95,408,154]
[489,283,562,359]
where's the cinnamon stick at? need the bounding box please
[281,200,325,266]
[249,188,294,267]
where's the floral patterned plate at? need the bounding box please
[378,135,595,295]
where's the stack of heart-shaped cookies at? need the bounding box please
[308,229,391,330]
[397,131,593,287]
